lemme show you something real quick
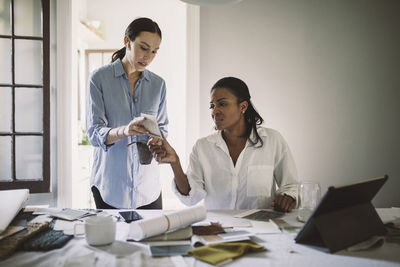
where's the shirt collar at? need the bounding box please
[113,58,150,81]
[142,69,150,81]
[207,126,267,148]
[206,131,228,154]
[113,58,125,77]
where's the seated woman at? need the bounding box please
[149,77,299,212]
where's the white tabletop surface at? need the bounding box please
[0,209,399,267]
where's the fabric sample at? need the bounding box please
[188,240,266,265]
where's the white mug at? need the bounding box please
[74,216,116,246]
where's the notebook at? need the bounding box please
[234,209,284,221]
[0,189,29,234]
[49,208,97,221]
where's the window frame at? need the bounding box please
[0,0,50,193]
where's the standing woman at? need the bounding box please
[150,77,298,211]
[86,18,168,209]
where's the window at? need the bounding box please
[85,50,114,80]
[0,0,50,193]
[78,49,114,122]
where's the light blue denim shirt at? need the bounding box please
[86,59,168,209]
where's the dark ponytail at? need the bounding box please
[112,17,162,63]
[211,77,264,147]
[111,47,127,63]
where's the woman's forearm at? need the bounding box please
[105,125,127,145]
[171,156,191,195]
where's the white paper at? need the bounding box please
[48,208,96,221]
[32,207,61,215]
[247,220,281,234]
[128,206,206,241]
[192,220,252,228]
[24,204,50,213]
[0,189,29,233]
[376,207,400,224]
[141,113,162,139]
[221,220,252,228]
[346,235,385,252]
[218,229,252,239]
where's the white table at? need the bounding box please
[0,209,399,267]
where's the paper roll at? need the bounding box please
[128,206,206,241]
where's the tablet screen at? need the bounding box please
[119,211,143,223]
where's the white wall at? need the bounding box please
[199,0,400,207]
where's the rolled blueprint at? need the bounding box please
[128,205,206,241]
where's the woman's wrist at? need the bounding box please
[120,125,129,138]
[171,153,179,165]
[170,154,181,168]
[106,126,127,145]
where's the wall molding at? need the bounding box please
[56,0,78,208]
[185,5,201,161]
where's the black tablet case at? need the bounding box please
[295,175,388,253]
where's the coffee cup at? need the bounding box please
[137,142,153,165]
[74,216,116,246]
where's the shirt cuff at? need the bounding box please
[276,184,298,203]
[98,127,113,152]
[171,178,206,207]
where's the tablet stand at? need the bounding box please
[295,175,388,253]
[311,202,386,252]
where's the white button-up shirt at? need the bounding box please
[172,127,299,210]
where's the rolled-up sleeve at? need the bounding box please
[172,142,206,206]
[274,137,299,202]
[86,74,112,152]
